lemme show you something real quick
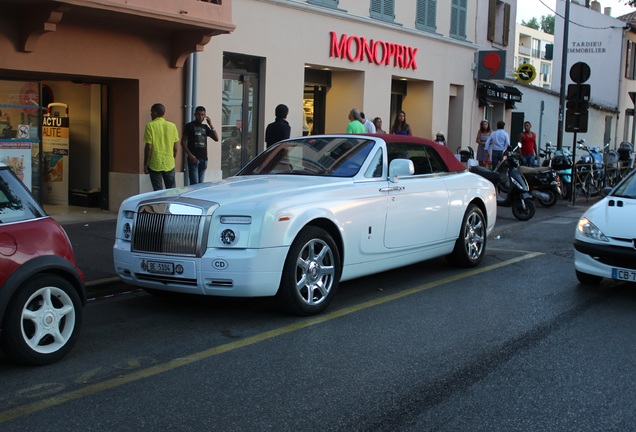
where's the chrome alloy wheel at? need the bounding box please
[294,238,336,306]
[463,210,485,261]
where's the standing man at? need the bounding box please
[485,120,510,170]
[265,104,291,148]
[182,106,219,184]
[518,121,538,167]
[360,112,376,133]
[144,103,180,191]
[346,108,366,134]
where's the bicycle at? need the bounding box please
[573,140,603,201]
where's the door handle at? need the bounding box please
[379,186,405,192]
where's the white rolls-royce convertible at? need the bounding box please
[114,134,496,315]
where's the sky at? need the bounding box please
[516,0,635,23]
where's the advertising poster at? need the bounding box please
[42,112,69,205]
[0,141,32,189]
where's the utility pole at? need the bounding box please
[556,0,571,151]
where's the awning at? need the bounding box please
[478,80,523,108]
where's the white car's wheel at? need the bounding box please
[1,274,82,366]
[277,226,341,316]
[447,204,486,268]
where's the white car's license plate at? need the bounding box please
[147,261,174,275]
[612,268,636,282]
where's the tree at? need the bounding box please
[521,17,540,30]
[541,15,555,35]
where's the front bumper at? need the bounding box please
[573,239,636,278]
[114,239,289,297]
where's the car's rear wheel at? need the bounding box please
[447,204,486,268]
[1,274,83,365]
[276,226,341,316]
[576,270,603,285]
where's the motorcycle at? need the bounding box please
[519,164,562,207]
[541,142,573,200]
[470,146,536,221]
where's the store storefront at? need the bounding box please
[0,0,234,210]
[195,0,479,175]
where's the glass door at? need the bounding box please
[221,73,259,178]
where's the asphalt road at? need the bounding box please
[2,197,634,431]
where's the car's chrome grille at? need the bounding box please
[132,212,202,256]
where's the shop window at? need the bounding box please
[450,0,467,40]
[416,0,437,33]
[370,0,395,23]
[307,0,339,8]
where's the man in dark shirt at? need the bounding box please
[181,106,218,184]
[265,104,291,148]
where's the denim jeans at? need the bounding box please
[148,168,176,191]
[522,154,535,167]
[188,159,208,185]
[491,150,504,171]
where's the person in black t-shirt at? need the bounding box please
[181,106,218,184]
[265,104,291,148]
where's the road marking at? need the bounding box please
[0,251,542,423]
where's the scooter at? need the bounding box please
[541,142,573,200]
[518,164,562,207]
[470,146,536,221]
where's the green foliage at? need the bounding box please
[521,17,540,30]
[541,15,555,35]
[521,15,554,35]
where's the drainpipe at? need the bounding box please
[183,53,195,185]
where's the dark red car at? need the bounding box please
[0,164,85,365]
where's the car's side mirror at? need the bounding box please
[389,158,414,182]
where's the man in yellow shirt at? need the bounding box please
[143,103,180,190]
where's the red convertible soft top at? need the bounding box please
[369,134,467,173]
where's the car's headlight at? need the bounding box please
[577,217,608,242]
[121,210,135,240]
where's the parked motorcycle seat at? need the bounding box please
[519,166,553,175]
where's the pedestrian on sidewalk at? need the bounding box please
[485,120,510,170]
[143,103,180,190]
[181,106,218,184]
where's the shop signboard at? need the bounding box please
[42,103,69,205]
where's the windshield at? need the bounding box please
[239,137,376,177]
[0,168,44,223]
[612,170,636,199]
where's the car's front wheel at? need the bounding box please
[447,204,486,268]
[1,274,83,366]
[276,226,341,316]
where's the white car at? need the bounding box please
[574,168,636,284]
[114,135,496,315]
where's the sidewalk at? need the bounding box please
[46,205,119,288]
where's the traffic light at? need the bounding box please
[565,83,590,133]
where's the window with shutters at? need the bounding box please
[626,41,636,80]
[450,0,467,40]
[415,0,437,33]
[307,0,339,8]
[487,0,511,46]
[370,0,395,23]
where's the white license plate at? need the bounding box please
[612,268,636,282]
[147,261,174,275]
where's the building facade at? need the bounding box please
[0,0,234,210]
[193,0,483,181]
